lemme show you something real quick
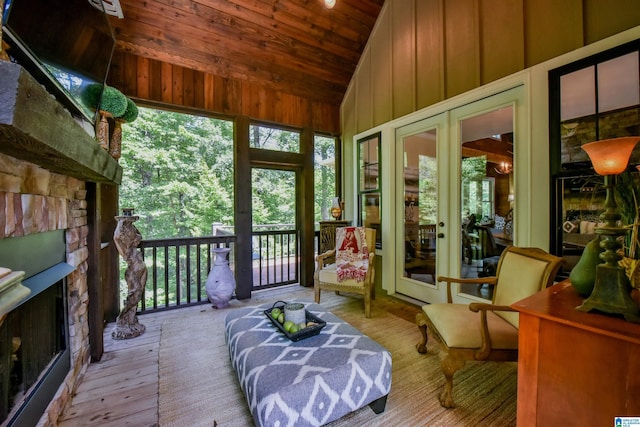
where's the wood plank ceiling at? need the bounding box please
[108,0,385,105]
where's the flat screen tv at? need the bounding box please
[2,0,116,125]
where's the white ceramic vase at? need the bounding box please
[206,247,236,308]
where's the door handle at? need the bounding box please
[438,222,445,227]
[437,233,445,238]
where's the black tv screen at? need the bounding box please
[2,0,116,124]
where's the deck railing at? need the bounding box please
[135,228,303,312]
[137,235,234,312]
[252,229,299,291]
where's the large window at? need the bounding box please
[314,134,338,224]
[120,107,234,239]
[550,39,640,277]
[358,133,381,247]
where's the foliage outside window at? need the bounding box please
[416,155,437,224]
[249,123,300,153]
[358,133,381,247]
[314,134,337,224]
[462,177,495,222]
[120,107,235,239]
[461,157,491,220]
[251,168,296,229]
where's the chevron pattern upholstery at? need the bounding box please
[225,302,391,426]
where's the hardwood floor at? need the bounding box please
[58,284,420,426]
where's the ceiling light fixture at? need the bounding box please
[494,161,513,175]
[324,0,336,9]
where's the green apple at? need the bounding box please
[277,313,284,324]
[283,320,295,332]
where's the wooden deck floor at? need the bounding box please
[58,284,419,426]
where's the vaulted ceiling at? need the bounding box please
[108,0,385,105]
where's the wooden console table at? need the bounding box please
[512,280,640,426]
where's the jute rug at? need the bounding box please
[158,295,516,427]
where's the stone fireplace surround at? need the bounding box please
[0,61,122,425]
[1,155,87,425]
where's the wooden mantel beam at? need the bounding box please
[0,61,122,184]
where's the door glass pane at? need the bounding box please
[403,129,437,284]
[459,106,514,298]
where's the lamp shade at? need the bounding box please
[581,137,640,175]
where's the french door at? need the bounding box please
[394,86,525,304]
[395,113,449,303]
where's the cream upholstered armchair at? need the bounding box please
[415,246,563,408]
[314,227,376,317]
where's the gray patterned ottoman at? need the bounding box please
[224,302,392,427]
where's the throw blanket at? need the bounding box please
[336,226,369,282]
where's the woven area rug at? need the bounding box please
[158,297,517,426]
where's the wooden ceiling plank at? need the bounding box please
[126,0,358,73]
[185,0,367,61]
[114,2,354,83]
[108,0,384,109]
[113,26,346,96]
[115,39,342,104]
[192,0,376,46]
[110,24,350,100]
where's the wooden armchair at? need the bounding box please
[314,227,376,317]
[415,246,563,408]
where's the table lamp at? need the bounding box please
[577,137,640,322]
[330,197,343,220]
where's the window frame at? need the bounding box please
[357,132,382,247]
[549,39,640,274]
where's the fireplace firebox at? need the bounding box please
[0,231,75,426]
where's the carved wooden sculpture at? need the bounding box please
[112,211,146,339]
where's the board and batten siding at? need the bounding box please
[108,51,341,134]
[342,0,640,139]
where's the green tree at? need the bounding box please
[314,135,336,224]
[251,168,295,227]
[120,108,234,238]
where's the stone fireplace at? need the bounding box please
[0,61,122,425]
[0,159,86,425]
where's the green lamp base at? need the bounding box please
[577,264,640,323]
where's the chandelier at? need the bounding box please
[494,161,513,175]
